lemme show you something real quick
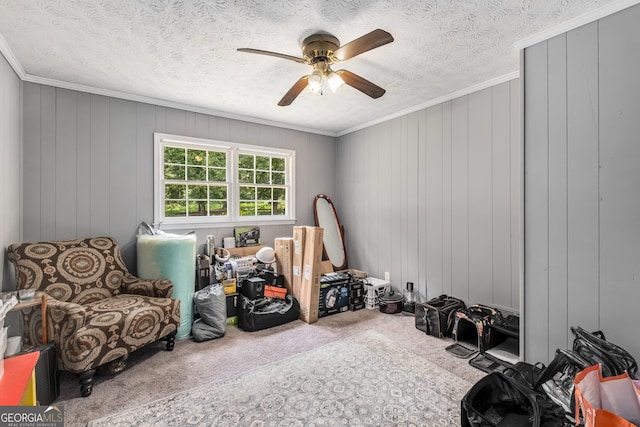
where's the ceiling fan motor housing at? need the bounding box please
[302,34,340,65]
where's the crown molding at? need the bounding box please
[21,74,339,137]
[336,71,520,137]
[0,32,25,78]
[514,0,640,49]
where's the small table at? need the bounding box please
[0,352,39,405]
[10,291,47,343]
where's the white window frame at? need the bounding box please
[154,133,296,230]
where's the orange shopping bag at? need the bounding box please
[574,364,640,427]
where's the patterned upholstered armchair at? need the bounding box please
[7,237,181,397]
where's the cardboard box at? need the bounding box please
[298,226,323,324]
[291,227,306,301]
[274,237,294,293]
[319,260,334,274]
[318,273,350,318]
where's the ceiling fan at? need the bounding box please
[237,29,394,106]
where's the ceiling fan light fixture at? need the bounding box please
[307,67,324,95]
[308,68,323,90]
[239,29,393,105]
[327,70,345,93]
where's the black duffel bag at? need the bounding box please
[461,371,569,427]
[238,294,300,332]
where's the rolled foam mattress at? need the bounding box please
[137,233,196,339]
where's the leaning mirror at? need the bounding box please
[313,194,347,270]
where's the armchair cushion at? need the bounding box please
[121,273,174,298]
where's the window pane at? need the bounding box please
[239,202,255,216]
[240,186,255,200]
[210,185,227,199]
[257,187,271,201]
[272,172,284,185]
[273,188,286,200]
[256,171,270,184]
[187,149,206,165]
[208,168,226,182]
[238,154,254,169]
[274,201,286,215]
[239,170,254,184]
[208,151,226,167]
[165,201,186,217]
[209,201,227,216]
[257,202,272,216]
[188,185,207,199]
[272,157,285,172]
[256,156,270,170]
[165,165,185,180]
[187,166,206,181]
[165,184,186,199]
[188,201,208,216]
[164,147,185,163]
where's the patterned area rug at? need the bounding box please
[88,330,472,426]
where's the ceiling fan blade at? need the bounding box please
[278,76,309,106]
[333,29,394,61]
[336,70,385,99]
[237,48,307,64]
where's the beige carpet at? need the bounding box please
[54,309,486,426]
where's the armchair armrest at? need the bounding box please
[46,297,87,344]
[121,273,174,298]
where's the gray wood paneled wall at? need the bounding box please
[337,80,521,312]
[20,82,337,271]
[0,52,21,292]
[524,3,640,363]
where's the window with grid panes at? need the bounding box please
[154,133,295,229]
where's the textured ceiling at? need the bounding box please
[0,0,622,135]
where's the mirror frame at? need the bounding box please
[313,194,348,271]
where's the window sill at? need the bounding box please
[154,218,298,231]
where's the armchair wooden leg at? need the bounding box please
[165,330,177,351]
[78,369,96,397]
